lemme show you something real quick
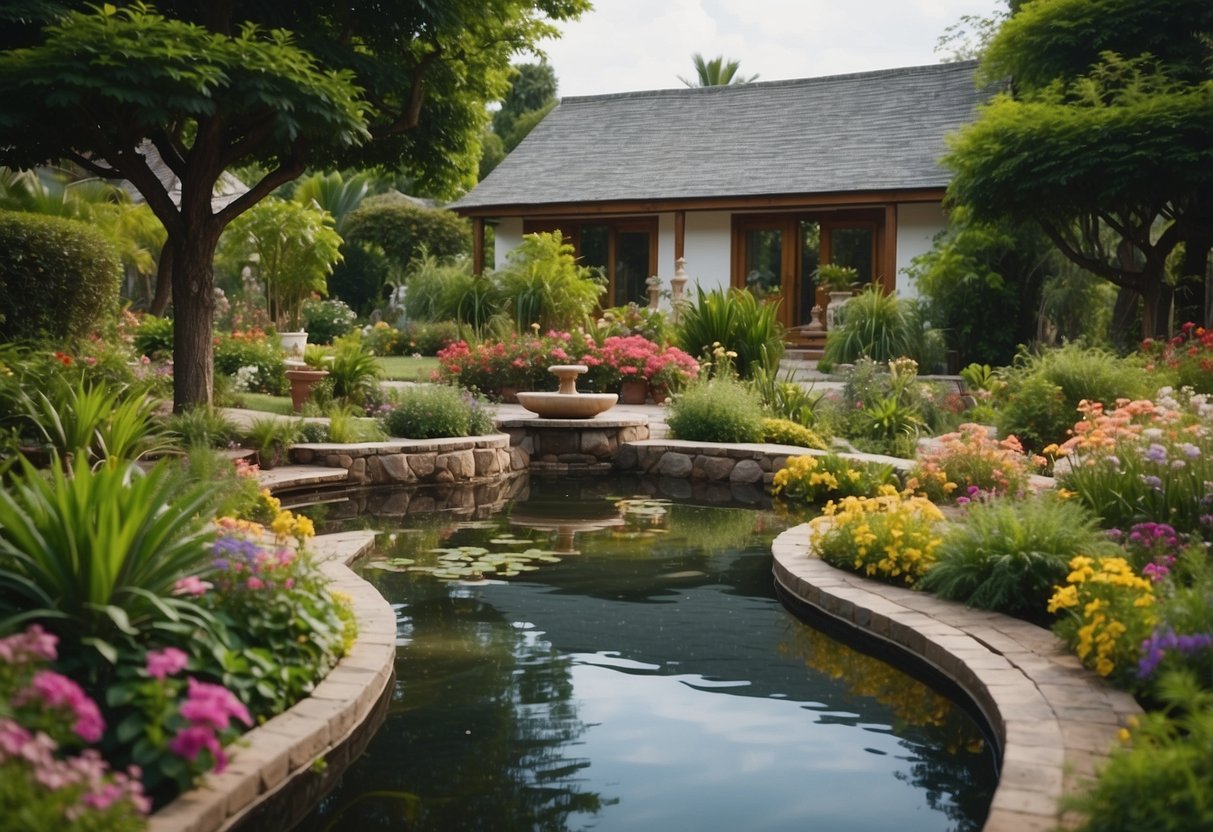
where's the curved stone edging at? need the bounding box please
[290,434,519,486]
[147,530,394,832]
[772,524,1141,832]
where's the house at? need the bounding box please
[451,60,990,339]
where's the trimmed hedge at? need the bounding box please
[343,195,470,275]
[0,210,122,341]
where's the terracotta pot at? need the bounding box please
[498,385,520,404]
[285,368,329,412]
[619,378,648,405]
[650,386,669,406]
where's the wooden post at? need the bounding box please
[674,210,686,265]
[472,216,486,276]
[881,205,897,292]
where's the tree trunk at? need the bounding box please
[171,229,221,411]
[1108,285,1139,349]
[148,241,174,317]
[1139,276,1173,341]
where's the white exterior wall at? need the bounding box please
[493,217,524,270]
[895,202,947,299]
[681,212,732,292]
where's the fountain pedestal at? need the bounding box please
[516,364,618,420]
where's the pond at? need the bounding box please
[295,476,997,832]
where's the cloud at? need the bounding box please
[540,0,1004,97]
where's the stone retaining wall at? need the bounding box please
[771,524,1141,832]
[498,416,649,474]
[289,434,520,486]
[615,439,913,483]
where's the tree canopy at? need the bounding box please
[0,0,589,407]
[678,53,758,87]
[945,0,1213,338]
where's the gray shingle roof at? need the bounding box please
[453,61,987,212]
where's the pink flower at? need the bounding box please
[172,575,213,596]
[246,576,265,590]
[179,678,252,731]
[0,624,58,663]
[146,647,189,680]
[168,725,227,771]
[19,671,105,742]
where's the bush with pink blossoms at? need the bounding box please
[0,626,149,831]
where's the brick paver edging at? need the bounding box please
[771,524,1141,832]
[147,529,393,832]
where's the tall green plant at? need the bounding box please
[822,286,943,368]
[326,333,383,406]
[494,232,604,332]
[0,456,220,660]
[675,286,784,379]
[20,379,172,466]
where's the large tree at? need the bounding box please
[944,0,1213,339]
[0,0,588,408]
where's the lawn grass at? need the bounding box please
[377,355,440,381]
[235,393,295,415]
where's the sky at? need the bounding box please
[539,0,1005,98]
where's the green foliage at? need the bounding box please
[996,343,1153,451]
[217,197,342,331]
[747,365,820,427]
[678,52,758,87]
[326,332,383,406]
[0,210,121,342]
[289,169,373,233]
[921,493,1119,617]
[907,210,1054,366]
[18,378,172,466]
[666,377,765,443]
[0,456,220,657]
[494,231,604,332]
[165,407,238,450]
[381,385,493,439]
[760,418,828,450]
[400,320,461,356]
[402,252,472,322]
[822,286,944,369]
[302,298,358,344]
[243,417,301,469]
[1068,669,1213,832]
[326,404,387,444]
[328,243,391,317]
[133,315,174,359]
[675,286,784,379]
[815,264,859,292]
[213,333,287,396]
[344,197,470,281]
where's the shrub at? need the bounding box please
[771,454,897,503]
[344,196,471,278]
[921,493,1120,617]
[243,417,301,469]
[997,342,1153,451]
[381,385,493,439]
[302,297,358,344]
[666,376,765,443]
[675,286,784,379]
[494,232,604,332]
[402,252,474,323]
[400,320,461,356]
[1048,554,1157,685]
[760,418,828,450]
[822,286,944,370]
[810,491,944,586]
[133,314,174,359]
[0,456,222,662]
[1066,670,1213,832]
[326,332,383,407]
[749,365,821,427]
[363,321,402,356]
[328,243,391,317]
[213,331,287,395]
[906,423,1038,504]
[0,210,122,342]
[326,404,387,444]
[1140,321,1213,394]
[166,407,239,450]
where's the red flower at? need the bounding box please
[52,351,72,367]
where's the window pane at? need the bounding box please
[830,227,874,285]
[580,224,609,274]
[743,228,782,299]
[799,220,821,324]
[615,231,650,306]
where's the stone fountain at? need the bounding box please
[516,365,617,419]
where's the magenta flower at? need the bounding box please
[179,678,252,731]
[168,725,228,772]
[19,670,105,743]
[146,647,189,680]
[172,575,213,596]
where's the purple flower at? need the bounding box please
[1141,474,1163,491]
[1179,443,1201,459]
[1143,443,1169,463]
[146,648,189,680]
[1139,627,1213,679]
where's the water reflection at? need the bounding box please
[296,477,995,832]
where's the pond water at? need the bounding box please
[295,476,996,832]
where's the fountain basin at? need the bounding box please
[516,391,618,419]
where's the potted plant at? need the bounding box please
[815,264,860,329]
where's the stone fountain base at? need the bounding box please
[497,415,650,474]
